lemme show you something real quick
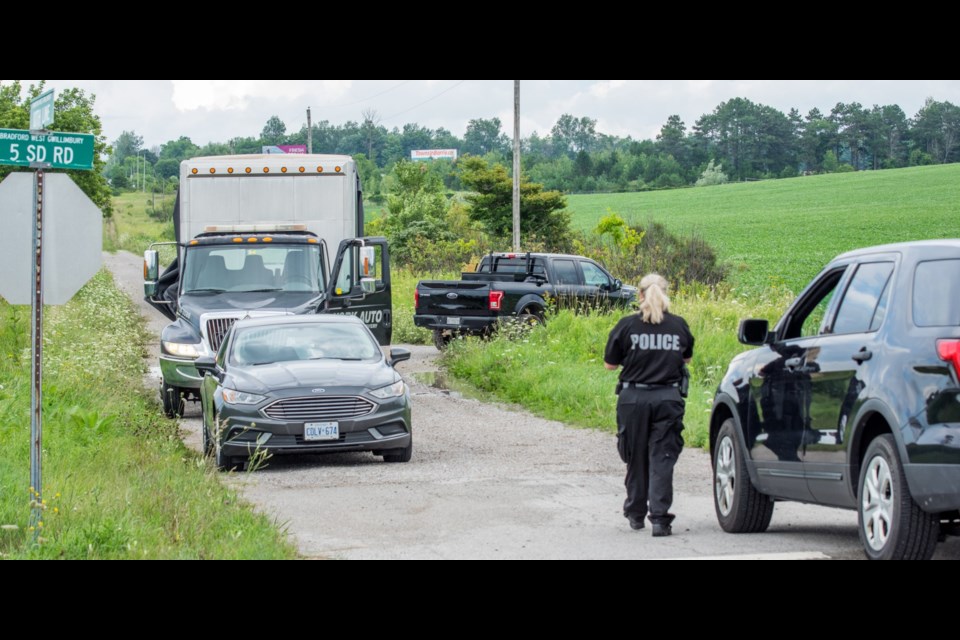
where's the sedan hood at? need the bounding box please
[228,359,396,394]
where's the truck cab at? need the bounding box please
[143,154,391,417]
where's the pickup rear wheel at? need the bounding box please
[518,308,545,327]
[433,330,452,351]
[858,435,939,560]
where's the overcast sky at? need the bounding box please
[13,80,960,150]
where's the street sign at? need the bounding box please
[30,89,54,131]
[0,172,102,305]
[0,128,94,170]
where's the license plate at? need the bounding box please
[304,422,339,441]
[446,316,461,326]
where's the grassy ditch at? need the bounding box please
[0,270,296,559]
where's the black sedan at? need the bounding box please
[195,315,412,470]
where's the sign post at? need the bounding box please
[29,167,46,533]
[0,96,101,541]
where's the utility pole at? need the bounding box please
[307,106,313,154]
[512,80,521,252]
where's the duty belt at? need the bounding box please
[621,381,679,389]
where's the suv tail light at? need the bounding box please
[414,289,420,309]
[489,290,504,311]
[937,339,960,380]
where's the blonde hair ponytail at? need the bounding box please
[638,274,670,324]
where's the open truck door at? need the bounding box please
[143,242,180,321]
[325,236,392,345]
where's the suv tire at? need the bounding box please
[714,418,774,533]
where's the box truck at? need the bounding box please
[143,154,391,418]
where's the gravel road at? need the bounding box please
[104,251,960,559]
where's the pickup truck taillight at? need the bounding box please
[489,290,504,311]
[414,289,420,309]
[937,339,960,380]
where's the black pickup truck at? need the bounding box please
[414,252,637,349]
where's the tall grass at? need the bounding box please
[443,285,794,448]
[0,271,297,559]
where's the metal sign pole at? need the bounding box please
[29,165,47,538]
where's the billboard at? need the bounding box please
[262,145,308,154]
[411,149,458,161]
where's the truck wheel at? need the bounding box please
[518,308,545,327]
[433,330,452,351]
[714,419,774,533]
[161,381,184,419]
[858,435,939,560]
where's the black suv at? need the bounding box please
[709,241,960,559]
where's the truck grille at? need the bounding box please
[262,396,376,422]
[206,318,238,352]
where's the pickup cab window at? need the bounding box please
[553,259,580,285]
[580,261,611,287]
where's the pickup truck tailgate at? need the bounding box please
[417,281,492,316]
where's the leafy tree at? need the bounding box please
[551,114,598,155]
[459,156,572,250]
[112,130,143,164]
[159,136,200,162]
[912,98,960,164]
[155,158,180,179]
[463,118,508,156]
[0,81,113,216]
[695,159,728,186]
[260,115,287,145]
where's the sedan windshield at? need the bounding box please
[182,244,324,294]
[231,323,380,366]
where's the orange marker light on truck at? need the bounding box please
[247,238,258,243]
[191,168,198,174]
[233,238,243,243]
[209,168,216,174]
[316,166,323,173]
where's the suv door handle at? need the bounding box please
[851,349,873,363]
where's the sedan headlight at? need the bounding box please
[369,380,405,399]
[222,388,267,405]
[163,341,202,359]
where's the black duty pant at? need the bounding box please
[616,386,685,525]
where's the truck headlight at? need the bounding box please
[163,341,202,359]
[222,388,266,405]
[369,380,405,399]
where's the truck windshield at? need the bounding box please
[182,244,325,294]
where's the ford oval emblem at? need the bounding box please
[446,292,459,300]
[312,388,326,393]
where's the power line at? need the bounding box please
[382,81,466,123]
[321,80,414,110]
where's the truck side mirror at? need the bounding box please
[738,319,770,346]
[144,250,159,297]
[360,246,377,279]
[360,278,377,295]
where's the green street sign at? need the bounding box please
[0,128,94,171]
[30,89,55,130]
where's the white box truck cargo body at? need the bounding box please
[143,154,392,418]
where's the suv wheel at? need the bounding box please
[714,419,774,533]
[433,330,452,351]
[858,435,938,560]
[382,441,413,463]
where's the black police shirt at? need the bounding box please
[604,312,694,385]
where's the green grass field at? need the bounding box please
[567,164,960,293]
[105,191,175,256]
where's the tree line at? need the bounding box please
[106,95,960,199]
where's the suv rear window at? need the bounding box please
[914,259,960,327]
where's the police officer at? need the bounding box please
[604,274,694,537]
